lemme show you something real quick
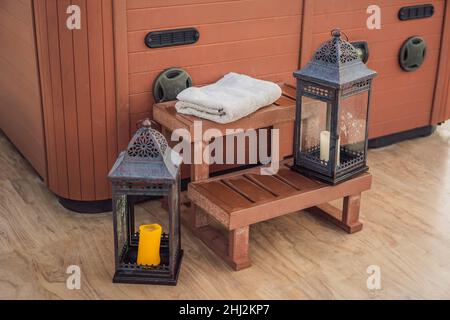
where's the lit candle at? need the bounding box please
[320,131,340,164]
[137,224,162,266]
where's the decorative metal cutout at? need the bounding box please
[341,79,371,97]
[314,37,359,65]
[127,128,168,159]
[304,145,328,166]
[304,84,334,99]
[337,148,365,170]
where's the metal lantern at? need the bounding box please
[108,120,183,285]
[292,29,377,185]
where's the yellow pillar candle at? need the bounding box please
[137,224,162,266]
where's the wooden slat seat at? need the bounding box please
[187,160,372,270]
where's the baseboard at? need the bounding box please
[369,125,436,149]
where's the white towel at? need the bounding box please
[175,73,282,124]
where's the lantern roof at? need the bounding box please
[108,120,182,184]
[294,29,377,88]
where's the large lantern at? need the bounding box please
[108,120,183,285]
[292,29,377,185]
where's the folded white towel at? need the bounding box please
[175,73,282,124]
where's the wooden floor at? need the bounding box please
[0,122,449,300]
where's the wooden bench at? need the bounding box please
[153,83,297,183]
[187,160,372,270]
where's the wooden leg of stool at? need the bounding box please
[193,206,209,228]
[342,194,363,234]
[228,226,252,271]
[305,193,363,234]
[191,141,210,228]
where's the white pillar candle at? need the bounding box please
[320,131,330,162]
[320,131,340,164]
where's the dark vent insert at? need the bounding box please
[399,4,434,21]
[145,28,199,49]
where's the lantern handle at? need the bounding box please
[137,118,158,129]
[331,28,349,42]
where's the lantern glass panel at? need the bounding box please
[169,185,181,263]
[299,97,333,165]
[337,91,369,170]
[131,197,171,267]
[115,195,129,262]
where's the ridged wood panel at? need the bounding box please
[432,0,450,124]
[447,87,450,120]
[126,0,303,133]
[0,0,46,178]
[301,0,446,139]
[34,0,118,201]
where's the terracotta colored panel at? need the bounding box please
[374,67,437,92]
[129,53,299,96]
[127,0,239,10]
[311,34,441,61]
[301,0,446,140]
[446,88,450,120]
[313,0,444,14]
[369,112,431,138]
[432,0,450,124]
[129,35,300,74]
[260,72,297,87]
[127,0,302,121]
[46,0,69,198]
[34,0,57,190]
[102,0,119,174]
[372,84,435,109]
[113,0,131,150]
[87,0,109,199]
[128,15,302,53]
[130,72,300,114]
[33,0,121,201]
[369,50,439,77]
[314,16,444,42]
[72,0,95,200]
[57,0,82,199]
[312,1,444,33]
[371,86,435,123]
[126,0,303,31]
[0,0,47,179]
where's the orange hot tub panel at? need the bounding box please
[0,0,449,205]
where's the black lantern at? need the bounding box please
[292,29,377,184]
[108,120,183,285]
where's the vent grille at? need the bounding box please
[145,28,200,49]
[399,4,434,21]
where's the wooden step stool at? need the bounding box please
[187,160,372,270]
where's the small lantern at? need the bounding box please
[292,29,377,184]
[108,120,183,285]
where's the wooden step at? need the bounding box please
[188,160,372,230]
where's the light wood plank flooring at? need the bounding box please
[0,123,449,299]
